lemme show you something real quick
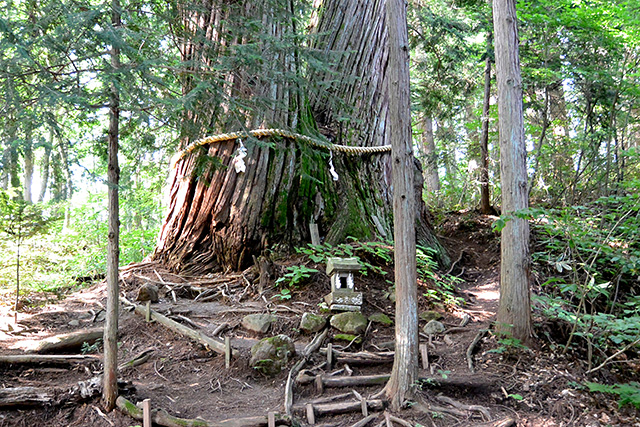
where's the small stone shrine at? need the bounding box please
[324,257,362,311]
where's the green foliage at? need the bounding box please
[586,382,640,409]
[417,245,464,307]
[488,332,528,356]
[296,239,392,277]
[81,338,103,355]
[275,265,319,289]
[532,192,640,366]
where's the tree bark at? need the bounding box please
[153,0,449,274]
[103,0,121,412]
[492,0,532,344]
[384,0,418,411]
[479,29,494,215]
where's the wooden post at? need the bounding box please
[142,399,151,427]
[145,300,151,322]
[420,343,429,370]
[315,375,324,395]
[268,411,276,427]
[310,222,320,246]
[306,403,316,425]
[225,337,231,368]
[326,343,333,370]
[360,398,368,417]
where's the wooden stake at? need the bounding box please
[326,343,333,370]
[315,375,324,395]
[306,403,315,425]
[419,343,429,370]
[310,223,320,246]
[225,337,231,368]
[142,399,151,427]
[267,411,276,427]
[145,300,151,323]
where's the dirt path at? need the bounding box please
[1,215,637,426]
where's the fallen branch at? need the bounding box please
[435,395,490,420]
[31,327,103,353]
[349,414,379,427]
[0,387,58,407]
[116,396,289,426]
[0,354,101,364]
[0,376,103,408]
[384,411,413,427]
[586,337,640,374]
[319,348,395,365]
[284,328,329,416]
[118,348,154,372]
[121,296,228,356]
[467,329,488,373]
[293,399,385,417]
[297,373,391,388]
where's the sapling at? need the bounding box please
[0,191,52,322]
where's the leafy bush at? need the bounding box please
[586,382,640,409]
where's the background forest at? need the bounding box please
[1,0,639,410]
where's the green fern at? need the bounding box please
[586,381,640,409]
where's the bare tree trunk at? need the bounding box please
[103,0,121,412]
[479,30,494,215]
[37,133,52,202]
[493,0,532,344]
[420,116,440,194]
[384,0,418,411]
[23,127,33,204]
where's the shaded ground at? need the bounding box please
[1,212,638,426]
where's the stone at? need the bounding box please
[68,319,80,327]
[300,313,326,334]
[241,313,277,334]
[423,320,445,335]
[136,283,159,303]
[249,335,296,376]
[368,312,393,326]
[330,312,367,334]
[420,310,443,322]
[324,290,363,310]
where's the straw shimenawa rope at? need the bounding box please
[176,128,392,162]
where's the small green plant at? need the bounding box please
[272,288,292,300]
[488,331,528,356]
[417,245,464,307]
[275,265,319,288]
[81,338,103,354]
[586,381,640,409]
[507,393,524,401]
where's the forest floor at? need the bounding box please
[1,212,638,427]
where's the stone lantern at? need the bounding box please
[324,257,362,311]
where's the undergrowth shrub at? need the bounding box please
[530,185,640,368]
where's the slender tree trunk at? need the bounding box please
[479,30,493,214]
[103,0,121,412]
[384,0,418,411]
[420,116,440,194]
[528,86,549,198]
[493,0,532,344]
[37,133,52,202]
[14,242,20,324]
[23,127,33,204]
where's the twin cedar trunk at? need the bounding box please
[153,0,448,275]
